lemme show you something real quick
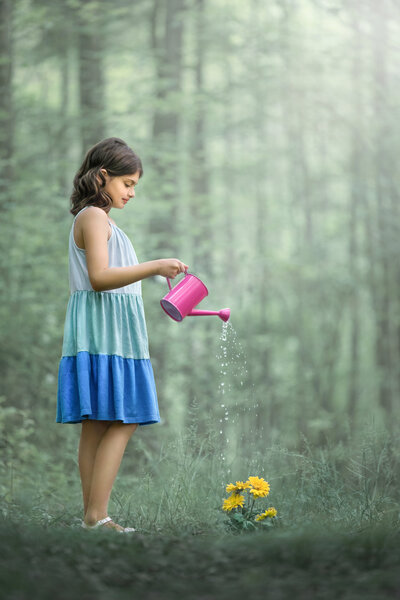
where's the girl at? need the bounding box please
[56,137,188,533]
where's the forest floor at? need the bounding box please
[1,513,400,600]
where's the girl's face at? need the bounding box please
[100,169,140,209]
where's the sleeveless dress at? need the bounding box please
[56,206,160,425]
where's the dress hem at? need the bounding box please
[56,413,161,425]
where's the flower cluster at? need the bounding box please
[255,507,277,521]
[221,475,277,531]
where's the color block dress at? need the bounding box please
[56,206,160,425]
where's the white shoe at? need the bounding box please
[81,516,136,533]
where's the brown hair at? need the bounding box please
[70,137,143,216]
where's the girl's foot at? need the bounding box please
[82,516,125,532]
[98,519,125,532]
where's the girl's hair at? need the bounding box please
[70,137,143,216]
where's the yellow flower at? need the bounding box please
[255,507,277,521]
[226,481,250,494]
[246,476,270,498]
[222,494,245,512]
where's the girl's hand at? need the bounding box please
[157,258,189,279]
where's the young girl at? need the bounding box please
[56,137,188,533]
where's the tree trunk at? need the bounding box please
[58,39,72,196]
[185,0,217,429]
[347,4,365,427]
[0,0,14,207]
[77,1,106,151]
[279,3,311,436]
[150,0,185,254]
[149,0,185,428]
[252,0,272,434]
[190,0,211,274]
[371,1,393,428]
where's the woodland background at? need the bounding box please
[1,0,400,523]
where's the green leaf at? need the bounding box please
[233,513,245,523]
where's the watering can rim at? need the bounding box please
[167,270,209,296]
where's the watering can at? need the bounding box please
[160,271,230,322]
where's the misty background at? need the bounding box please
[1,0,400,507]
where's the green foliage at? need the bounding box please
[0,396,35,501]
[1,427,400,598]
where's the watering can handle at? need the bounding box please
[166,267,188,290]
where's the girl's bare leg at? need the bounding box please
[79,420,111,516]
[79,420,138,531]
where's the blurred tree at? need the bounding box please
[190,0,211,274]
[371,1,393,429]
[347,1,364,427]
[147,0,186,426]
[150,0,185,243]
[0,0,14,203]
[77,0,107,151]
[252,0,273,433]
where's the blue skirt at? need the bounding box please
[56,290,160,425]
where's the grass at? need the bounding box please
[1,516,400,599]
[1,421,400,599]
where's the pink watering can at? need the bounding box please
[160,271,230,322]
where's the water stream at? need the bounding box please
[216,320,261,475]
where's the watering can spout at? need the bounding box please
[219,308,231,322]
[188,308,231,322]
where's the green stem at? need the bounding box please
[248,493,256,519]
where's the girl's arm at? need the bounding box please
[81,207,187,292]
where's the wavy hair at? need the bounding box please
[70,137,143,216]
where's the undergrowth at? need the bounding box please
[1,409,399,536]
